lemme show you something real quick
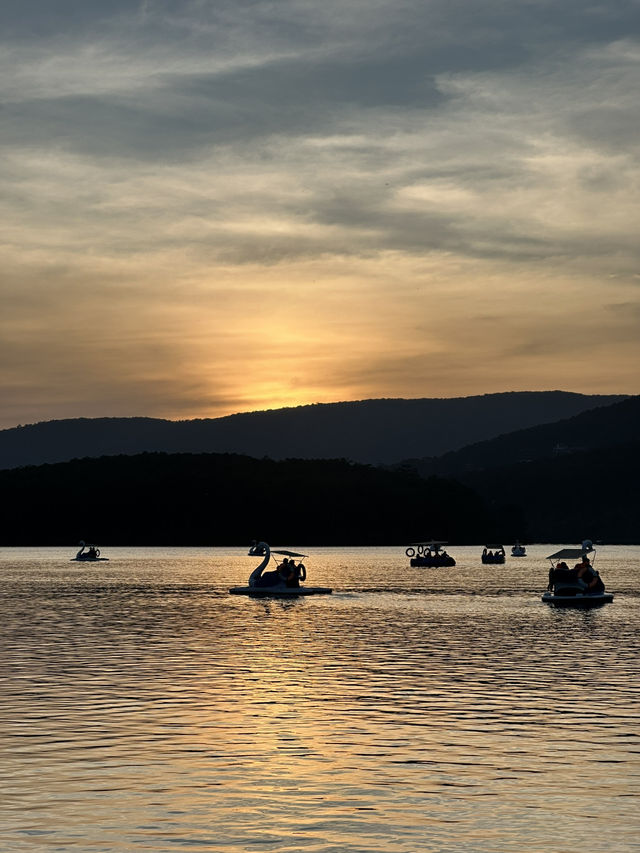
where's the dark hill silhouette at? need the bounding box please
[2,441,637,545]
[0,391,625,470]
[401,396,640,478]
[0,452,488,546]
[460,440,640,544]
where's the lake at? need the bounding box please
[1,545,638,852]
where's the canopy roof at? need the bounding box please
[272,549,307,558]
[408,541,447,547]
[484,544,504,549]
[547,547,595,560]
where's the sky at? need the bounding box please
[1,0,640,429]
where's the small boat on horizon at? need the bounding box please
[511,541,527,557]
[71,541,109,562]
[481,544,505,564]
[405,541,456,567]
[542,540,613,607]
[229,541,332,597]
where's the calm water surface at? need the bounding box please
[1,545,639,852]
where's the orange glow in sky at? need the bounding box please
[1,5,639,429]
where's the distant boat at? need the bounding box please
[229,541,332,597]
[511,541,527,557]
[71,540,109,562]
[541,540,613,607]
[481,544,505,564]
[405,541,456,567]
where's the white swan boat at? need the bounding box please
[542,540,613,607]
[71,541,109,562]
[229,542,332,597]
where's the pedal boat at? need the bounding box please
[481,544,506,564]
[511,541,527,557]
[71,541,109,562]
[230,542,332,597]
[405,541,456,567]
[542,542,613,607]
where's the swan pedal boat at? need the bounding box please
[481,544,506,564]
[71,542,109,562]
[542,544,613,608]
[230,543,332,597]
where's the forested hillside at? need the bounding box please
[402,396,640,477]
[0,452,488,545]
[458,440,640,543]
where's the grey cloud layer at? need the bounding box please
[3,2,639,253]
[1,0,640,425]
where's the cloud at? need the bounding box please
[1,1,640,427]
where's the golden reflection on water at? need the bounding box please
[0,546,639,852]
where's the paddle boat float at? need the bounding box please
[542,540,613,607]
[405,541,456,567]
[481,544,506,564]
[71,540,109,562]
[511,541,527,557]
[229,541,332,597]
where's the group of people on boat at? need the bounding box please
[548,554,605,595]
[253,559,307,588]
[481,546,505,564]
[410,550,455,567]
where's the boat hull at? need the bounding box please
[410,557,456,568]
[71,557,109,562]
[541,591,613,608]
[229,586,332,597]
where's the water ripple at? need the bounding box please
[0,546,639,852]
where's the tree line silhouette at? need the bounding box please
[1,439,637,545]
[0,452,490,546]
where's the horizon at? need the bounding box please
[1,387,632,432]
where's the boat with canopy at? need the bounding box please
[229,541,333,597]
[405,541,456,567]
[542,540,613,607]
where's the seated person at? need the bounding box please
[574,555,605,593]
[278,559,293,584]
[281,559,305,588]
[549,561,585,590]
[286,562,300,588]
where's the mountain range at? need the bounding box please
[1,390,637,543]
[0,391,626,470]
